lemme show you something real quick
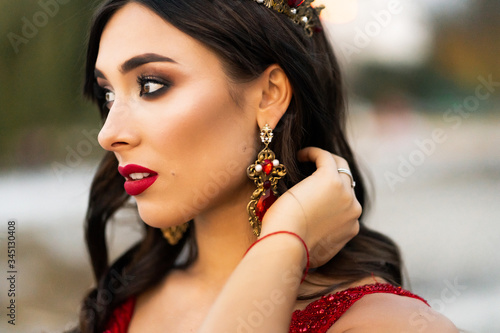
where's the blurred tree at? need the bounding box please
[0,0,100,168]
[351,0,499,110]
[433,0,500,89]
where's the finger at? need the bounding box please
[298,147,357,190]
[297,147,339,170]
[328,155,355,190]
[331,155,348,170]
[337,168,356,190]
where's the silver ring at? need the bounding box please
[337,168,356,188]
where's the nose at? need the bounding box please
[98,102,140,152]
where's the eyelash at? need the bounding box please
[93,83,111,117]
[94,75,172,114]
[137,75,171,97]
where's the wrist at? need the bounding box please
[244,231,309,283]
[260,206,308,244]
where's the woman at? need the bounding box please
[77,0,458,332]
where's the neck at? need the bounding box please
[187,183,257,283]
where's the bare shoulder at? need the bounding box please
[328,291,458,333]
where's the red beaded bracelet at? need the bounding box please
[244,231,310,284]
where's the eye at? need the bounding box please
[93,82,114,115]
[142,81,163,95]
[138,76,170,97]
[105,91,115,103]
[105,90,115,109]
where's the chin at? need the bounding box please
[136,198,194,229]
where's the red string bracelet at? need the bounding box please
[244,231,310,284]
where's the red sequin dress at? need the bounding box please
[104,283,428,333]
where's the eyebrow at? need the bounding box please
[94,53,177,79]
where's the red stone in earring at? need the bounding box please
[247,124,287,236]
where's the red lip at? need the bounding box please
[118,164,159,196]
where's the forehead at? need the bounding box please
[95,2,219,72]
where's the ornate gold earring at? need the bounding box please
[162,223,189,245]
[247,124,287,236]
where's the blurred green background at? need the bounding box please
[0,0,499,332]
[0,0,101,170]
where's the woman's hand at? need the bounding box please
[260,147,362,267]
[200,147,362,333]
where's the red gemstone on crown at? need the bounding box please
[288,0,304,7]
[262,159,273,175]
[256,181,277,222]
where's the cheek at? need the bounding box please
[135,83,259,227]
[154,83,256,175]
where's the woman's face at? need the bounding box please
[95,3,258,227]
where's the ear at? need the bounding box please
[255,64,293,130]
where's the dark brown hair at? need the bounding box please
[77,0,402,331]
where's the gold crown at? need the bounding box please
[253,0,325,37]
